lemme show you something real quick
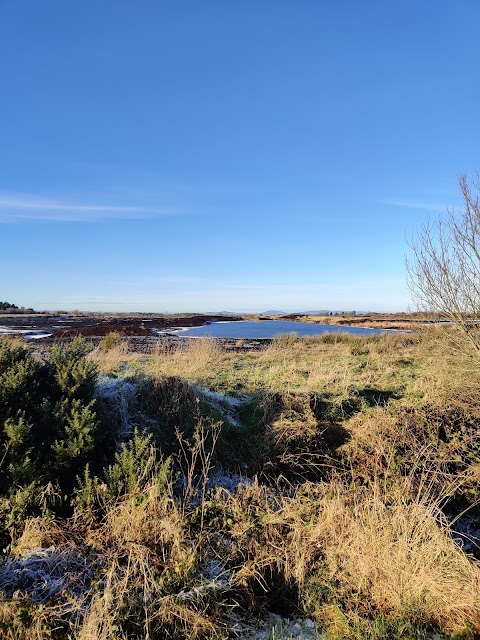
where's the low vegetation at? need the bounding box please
[0,302,35,314]
[0,328,479,639]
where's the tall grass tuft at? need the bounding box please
[227,470,480,636]
[150,338,224,380]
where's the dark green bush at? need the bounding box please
[0,337,104,544]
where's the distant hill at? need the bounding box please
[289,310,331,315]
[279,310,372,316]
[204,311,241,316]
[261,310,334,316]
[203,309,373,317]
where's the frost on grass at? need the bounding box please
[177,466,253,509]
[94,375,138,442]
[234,613,323,640]
[176,558,233,603]
[206,467,253,494]
[0,547,98,603]
[196,384,251,427]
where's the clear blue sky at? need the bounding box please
[1,1,478,312]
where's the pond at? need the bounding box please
[154,319,388,339]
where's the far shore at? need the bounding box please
[0,311,444,339]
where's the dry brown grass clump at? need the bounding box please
[0,601,52,640]
[226,473,480,636]
[13,517,73,556]
[246,391,350,480]
[88,339,139,374]
[150,337,224,380]
[317,483,480,634]
[78,477,212,640]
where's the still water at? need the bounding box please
[160,320,387,339]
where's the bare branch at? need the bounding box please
[406,173,480,356]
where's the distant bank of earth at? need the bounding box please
[0,313,242,340]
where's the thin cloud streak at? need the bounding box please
[105,275,205,287]
[0,193,178,222]
[381,199,453,212]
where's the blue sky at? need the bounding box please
[1,1,478,312]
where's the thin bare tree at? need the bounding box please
[406,173,480,356]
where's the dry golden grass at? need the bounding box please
[149,337,224,380]
[317,483,480,635]
[245,331,423,401]
[75,435,227,640]
[282,312,433,331]
[0,601,50,640]
[227,471,480,636]
[13,517,71,556]
[76,475,217,639]
[88,340,140,374]
[413,335,480,406]
[90,325,444,404]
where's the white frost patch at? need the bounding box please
[206,467,253,494]
[176,567,233,602]
[201,558,226,582]
[177,557,236,603]
[196,385,251,427]
[0,547,95,602]
[95,376,138,441]
[179,467,253,508]
[233,613,324,639]
[200,388,247,408]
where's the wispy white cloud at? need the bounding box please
[380,199,452,212]
[0,193,178,222]
[102,275,205,289]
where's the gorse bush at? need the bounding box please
[99,331,122,353]
[0,337,104,545]
[50,338,97,400]
[0,340,46,425]
[73,429,172,522]
[103,428,158,498]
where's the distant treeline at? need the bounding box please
[0,301,35,313]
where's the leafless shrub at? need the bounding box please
[406,173,480,358]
